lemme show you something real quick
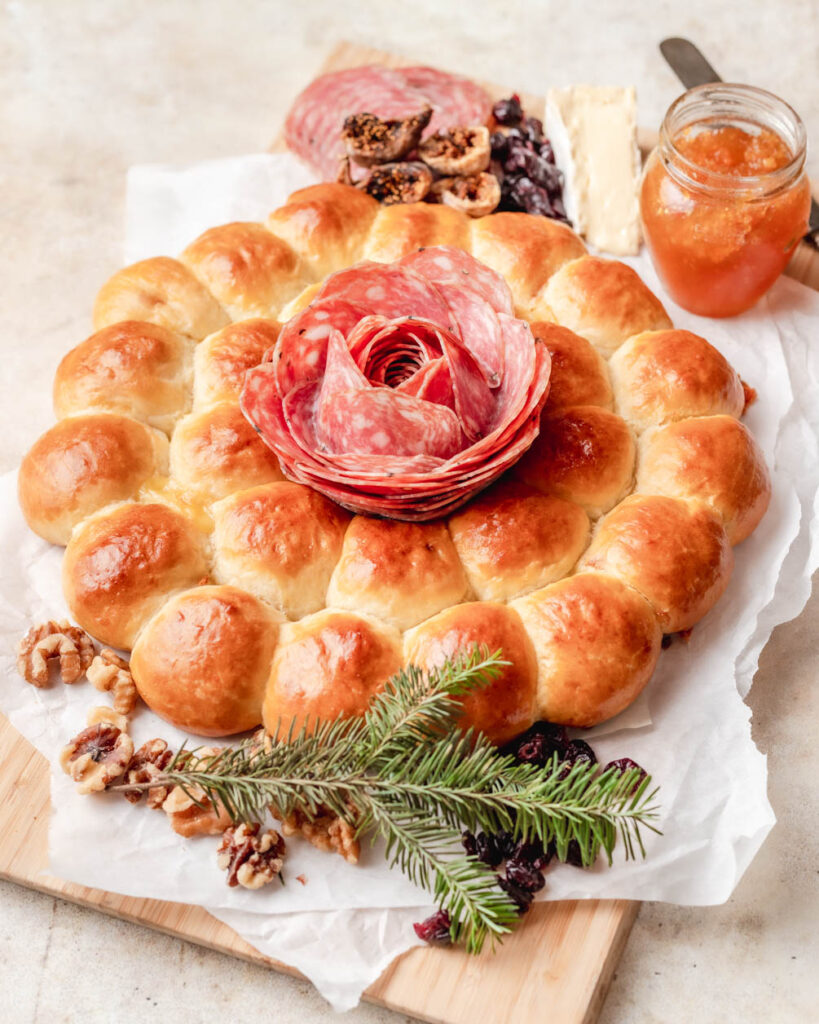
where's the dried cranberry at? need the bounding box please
[564,838,600,869]
[496,830,518,859]
[566,740,597,767]
[505,857,546,894]
[506,722,570,767]
[492,94,523,126]
[524,116,544,142]
[413,909,452,945]
[461,830,477,857]
[476,831,506,867]
[565,839,588,868]
[490,131,509,157]
[550,195,568,221]
[538,139,556,164]
[498,875,534,914]
[604,758,648,794]
[513,837,553,871]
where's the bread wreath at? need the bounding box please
[18,183,771,742]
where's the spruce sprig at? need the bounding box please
[114,646,661,953]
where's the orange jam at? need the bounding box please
[641,85,810,317]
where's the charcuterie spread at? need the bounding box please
[9,49,787,958]
[17,174,771,740]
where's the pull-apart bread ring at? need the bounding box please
[17,182,770,737]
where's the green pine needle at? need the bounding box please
[113,646,661,954]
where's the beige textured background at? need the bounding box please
[1,1,817,1021]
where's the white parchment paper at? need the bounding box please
[1,152,818,1010]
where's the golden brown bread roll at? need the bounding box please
[541,256,672,356]
[579,494,734,632]
[531,321,613,411]
[470,212,586,315]
[637,416,771,545]
[363,203,471,262]
[169,402,283,503]
[93,256,229,340]
[268,183,380,278]
[193,318,280,408]
[326,517,470,631]
[403,601,537,744]
[212,481,351,619]
[262,609,402,736]
[18,414,169,546]
[515,405,636,518]
[609,329,745,432]
[131,585,283,736]
[62,502,208,649]
[448,480,589,602]
[510,572,662,727]
[54,321,193,432]
[180,222,310,320]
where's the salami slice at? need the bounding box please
[284,64,493,180]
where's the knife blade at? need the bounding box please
[659,37,819,246]
[660,38,722,89]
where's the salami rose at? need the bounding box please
[241,247,550,520]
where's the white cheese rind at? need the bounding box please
[544,85,641,256]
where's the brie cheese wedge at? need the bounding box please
[544,85,641,256]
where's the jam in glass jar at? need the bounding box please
[641,84,811,317]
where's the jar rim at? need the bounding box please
[659,82,807,195]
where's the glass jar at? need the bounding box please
[640,84,811,317]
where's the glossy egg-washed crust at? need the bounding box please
[18,183,772,740]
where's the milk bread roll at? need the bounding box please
[511,572,662,727]
[181,222,311,320]
[403,601,537,744]
[193,318,281,408]
[515,405,636,518]
[448,479,589,602]
[62,502,208,649]
[18,414,168,545]
[580,494,734,632]
[636,415,771,545]
[93,256,228,339]
[212,481,350,619]
[470,212,586,315]
[326,517,469,631]
[263,609,402,735]
[169,402,283,503]
[54,320,192,432]
[131,585,283,736]
[267,183,380,278]
[609,329,745,432]
[541,256,672,356]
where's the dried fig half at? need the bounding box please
[418,125,491,176]
[437,172,501,217]
[341,108,432,167]
[362,161,433,205]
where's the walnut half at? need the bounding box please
[60,722,134,794]
[216,822,286,889]
[17,620,95,687]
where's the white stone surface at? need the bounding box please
[1,1,817,1021]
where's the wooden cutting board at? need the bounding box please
[1,39,817,1024]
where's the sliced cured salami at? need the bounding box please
[241,247,551,520]
[285,65,493,180]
